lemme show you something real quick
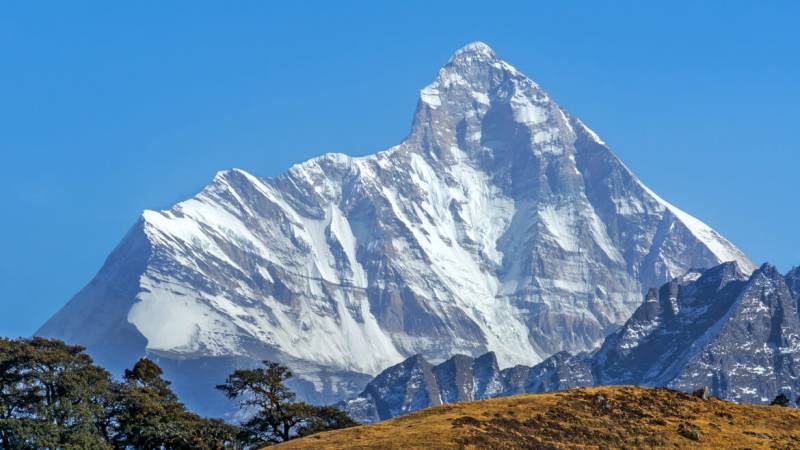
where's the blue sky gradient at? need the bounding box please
[1,1,798,336]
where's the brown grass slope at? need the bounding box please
[274,386,800,449]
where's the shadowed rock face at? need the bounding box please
[592,262,751,386]
[786,266,800,299]
[341,350,594,423]
[593,262,800,404]
[37,42,752,416]
[344,261,800,422]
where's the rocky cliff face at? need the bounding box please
[592,262,750,387]
[345,262,800,422]
[595,262,800,404]
[37,42,752,415]
[785,266,800,299]
[341,350,594,423]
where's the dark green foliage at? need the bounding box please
[113,358,239,449]
[770,393,791,407]
[0,337,238,450]
[1,338,351,449]
[0,337,113,450]
[217,360,357,446]
[295,405,358,438]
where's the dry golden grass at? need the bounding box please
[273,385,800,449]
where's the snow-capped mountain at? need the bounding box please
[37,42,753,415]
[343,261,800,422]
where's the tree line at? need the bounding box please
[0,337,356,449]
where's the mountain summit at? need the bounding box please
[38,42,753,415]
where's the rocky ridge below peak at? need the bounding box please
[343,261,800,422]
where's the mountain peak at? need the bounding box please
[448,41,498,62]
[413,41,540,137]
[754,262,781,279]
[39,41,756,417]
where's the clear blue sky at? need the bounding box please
[1,1,798,337]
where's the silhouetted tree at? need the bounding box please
[114,357,238,449]
[0,338,238,450]
[217,361,356,445]
[0,337,113,449]
[295,405,358,438]
[771,393,791,407]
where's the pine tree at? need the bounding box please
[217,360,357,445]
[0,338,238,450]
[115,357,238,449]
[0,337,112,450]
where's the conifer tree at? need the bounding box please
[217,360,357,445]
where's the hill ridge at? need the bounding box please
[279,385,800,449]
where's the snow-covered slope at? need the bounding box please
[37,42,753,415]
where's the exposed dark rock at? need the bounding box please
[692,387,710,400]
[678,424,701,441]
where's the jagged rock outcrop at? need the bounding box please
[341,350,594,423]
[592,262,750,386]
[595,262,800,404]
[785,266,800,299]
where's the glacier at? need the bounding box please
[37,42,754,415]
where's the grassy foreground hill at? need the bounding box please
[274,385,800,449]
